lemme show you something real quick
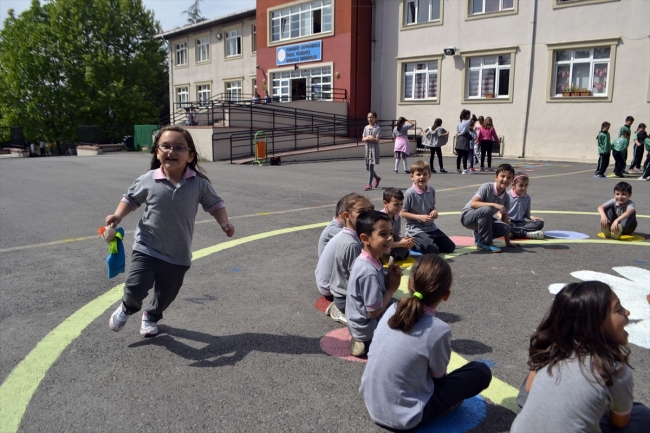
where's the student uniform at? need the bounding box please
[460,182,511,245]
[329,227,363,312]
[507,189,544,238]
[601,198,637,235]
[381,209,409,260]
[317,218,343,257]
[403,184,455,255]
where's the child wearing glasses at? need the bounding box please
[105,126,235,338]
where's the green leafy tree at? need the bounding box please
[184,0,206,24]
[0,0,168,143]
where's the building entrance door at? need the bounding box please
[291,78,307,101]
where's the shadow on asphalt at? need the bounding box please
[451,339,493,356]
[502,244,571,254]
[466,401,517,433]
[128,326,324,367]
[436,311,461,324]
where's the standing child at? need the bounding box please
[639,134,650,181]
[382,188,415,260]
[612,131,630,178]
[597,182,637,239]
[507,173,545,239]
[421,118,449,173]
[324,194,373,324]
[594,122,612,178]
[363,111,382,191]
[347,210,403,356]
[474,116,484,165]
[468,119,477,173]
[455,110,472,174]
[315,193,371,309]
[401,161,456,255]
[317,196,346,257]
[393,117,414,174]
[460,163,519,253]
[511,281,650,433]
[359,255,492,430]
[477,116,498,171]
[106,126,235,337]
[628,123,647,173]
[619,116,634,171]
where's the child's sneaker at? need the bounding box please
[374,177,381,188]
[394,170,398,173]
[328,303,347,325]
[611,226,623,240]
[593,174,605,178]
[456,169,462,174]
[404,170,410,174]
[350,339,368,357]
[525,230,545,240]
[440,168,447,173]
[462,170,469,175]
[364,184,372,191]
[324,302,334,316]
[469,167,476,172]
[602,226,612,238]
[109,305,128,332]
[476,242,501,253]
[638,176,648,181]
[431,169,437,173]
[480,167,486,172]
[140,311,159,337]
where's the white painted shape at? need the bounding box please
[547,266,650,349]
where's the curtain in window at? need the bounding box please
[428,72,437,98]
[404,75,413,99]
[406,1,416,23]
[482,69,495,95]
[485,0,500,13]
[593,62,608,94]
[468,70,480,97]
[556,65,570,93]
[414,73,425,99]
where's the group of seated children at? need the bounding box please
[595,116,650,180]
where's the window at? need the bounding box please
[466,54,511,98]
[402,61,438,100]
[197,84,211,106]
[552,47,610,97]
[553,0,619,8]
[404,0,441,25]
[270,0,333,43]
[176,86,189,108]
[251,25,257,53]
[226,29,242,57]
[196,37,209,63]
[271,66,332,101]
[225,81,242,101]
[175,42,187,66]
[470,0,514,15]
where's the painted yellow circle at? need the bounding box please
[597,232,646,242]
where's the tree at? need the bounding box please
[184,0,206,25]
[0,0,168,144]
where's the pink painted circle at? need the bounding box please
[448,236,477,247]
[320,328,367,363]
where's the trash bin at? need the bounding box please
[123,136,134,150]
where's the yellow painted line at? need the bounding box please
[0,222,327,433]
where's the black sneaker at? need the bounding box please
[440,168,447,173]
[431,168,437,173]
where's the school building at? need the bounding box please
[158,0,650,162]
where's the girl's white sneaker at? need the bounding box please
[525,230,545,240]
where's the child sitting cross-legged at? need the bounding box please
[359,255,492,430]
[597,181,637,239]
[401,161,455,255]
[460,163,519,253]
[381,188,415,261]
[507,172,545,240]
[347,210,403,357]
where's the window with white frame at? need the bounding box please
[175,42,187,66]
[552,47,610,96]
[402,61,438,100]
[225,29,242,57]
[251,25,257,53]
[176,86,189,107]
[470,0,514,15]
[197,84,211,105]
[272,66,332,101]
[467,55,511,98]
[270,0,333,43]
[405,0,441,25]
[225,81,242,101]
[196,37,210,62]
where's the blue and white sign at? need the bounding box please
[276,40,322,66]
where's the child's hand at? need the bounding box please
[403,237,415,249]
[600,216,610,228]
[221,222,235,237]
[610,221,619,233]
[420,215,432,224]
[531,216,544,222]
[105,215,122,226]
[505,240,520,248]
[386,265,403,292]
[429,209,438,219]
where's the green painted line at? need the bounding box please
[0,222,327,433]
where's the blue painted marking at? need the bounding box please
[409,250,423,257]
[544,230,589,239]
[414,395,487,432]
[635,260,647,264]
[476,359,495,368]
[231,268,241,272]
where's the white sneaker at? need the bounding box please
[324,302,334,316]
[462,170,469,175]
[638,176,648,181]
[140,311,159,337]
[328,303,347,325]
[525,230,545,240]
[109,305,128,332]
[611,226,623,240]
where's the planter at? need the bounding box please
[484,93,495,99]
[562,91,571,97]
[570,92,580,96]
[580,91,591,97]
[76,145,102,156]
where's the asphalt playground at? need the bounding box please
[0,152,648,433]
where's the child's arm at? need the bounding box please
[212,207,235,237]
[597,203,610,228]
[469,196,508,217]
[105,201,132,226]
[610,208,634,233]
[401,210,433,224]
[367,265,402,319]
[392,235,414,249]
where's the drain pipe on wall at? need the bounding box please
[378,0,386,117]
[519,0,538,158]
